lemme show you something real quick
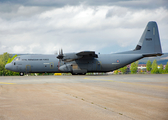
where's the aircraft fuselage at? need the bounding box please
[5,54,143,74]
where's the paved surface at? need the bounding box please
[0,74,168,120]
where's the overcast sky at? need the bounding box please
[0,0,168,54]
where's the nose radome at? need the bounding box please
[5,63,12,70]
[5,64,9,70]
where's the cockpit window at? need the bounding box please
[13,57,20,61]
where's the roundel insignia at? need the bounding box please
[116,59,120,63]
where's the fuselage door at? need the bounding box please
[97,61,101,71]
[50,62,54,69]
[26,65,31,73]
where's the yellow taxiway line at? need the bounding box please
[0,82,16,85]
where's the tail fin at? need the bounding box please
[134,21,162,57]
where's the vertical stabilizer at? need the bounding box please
[134,21,162,56]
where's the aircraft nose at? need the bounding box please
[5,63,13,71]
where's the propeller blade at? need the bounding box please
[57,48,64,59]
[61,48,63,55]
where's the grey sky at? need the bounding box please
[0,0,168,54]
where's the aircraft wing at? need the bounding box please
[57,51,98,62]
[76,51,98,58]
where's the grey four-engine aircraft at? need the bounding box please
[5,21,162,76]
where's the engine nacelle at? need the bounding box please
[59,64,72,72]
[57,53,82,62]
[63,53,83,62]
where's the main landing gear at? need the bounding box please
[71,73,86,75]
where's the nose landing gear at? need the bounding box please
[19,72,24,76]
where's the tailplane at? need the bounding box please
[134,21,162,57]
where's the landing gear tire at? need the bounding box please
[81,73,86,75]
[71,73,78,75]
[78,73,86,75]
[20,72,24,76]
[71,73,86,75]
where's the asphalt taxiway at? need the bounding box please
[0,74,168,120]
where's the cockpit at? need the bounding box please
[13,57,20,61]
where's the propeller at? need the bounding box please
[57,49,64,70]
[57,49,64,60]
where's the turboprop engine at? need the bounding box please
[57,53,82,62]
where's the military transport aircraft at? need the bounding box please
[5,21,162,76]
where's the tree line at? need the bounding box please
[0,52,19,76]
[115,60,168,74]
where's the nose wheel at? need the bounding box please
[19,72,24,76]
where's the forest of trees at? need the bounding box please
[0,52,19,76]
[0,52,168,76]
[115,60,168,74]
